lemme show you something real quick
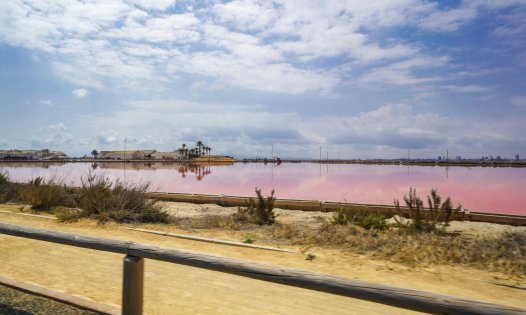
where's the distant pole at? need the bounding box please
[124,138,127,161]
[271,145,274,158]
[319,146,322,162]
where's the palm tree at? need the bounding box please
[196,141,204,156]
[91,149,98,159]
[204,146,211,155]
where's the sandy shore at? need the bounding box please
[0,202,525,314]
[160,201,526,235]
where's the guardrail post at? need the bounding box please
[122,255,144,315]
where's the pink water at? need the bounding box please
[1,162,525,215]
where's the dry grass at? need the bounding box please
[74,173,171,224]
[0,170,18,202]
[0,171,172,224]
[271,224,526,276]
[171,215,526,276]
[17,176,77,211]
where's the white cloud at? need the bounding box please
[213,0,276,31]
[0,0,523,96]
[511,96,526,108]
[445,85,492,93]
[97,130,122,145]
[0,0,439,94]
[31,123,73,148]
[72,88,90,98]
[360,57,446,85]
[125,0,176,11]
[418,6,478,32]
[38,100,54,106]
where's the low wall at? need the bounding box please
[147,192,526,226]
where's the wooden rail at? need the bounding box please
[0,275,120,314]
[1,223,525,314]
[148,192,526,226]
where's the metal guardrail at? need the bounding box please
[1,223,525,314]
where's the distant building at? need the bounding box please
[437,156,442,161]
[100,150,148,160]
[496,156,502,160]
[151,151,181,160]
[456,156,461,160]
[515,154,520,161]
[99,150,182,160]
[0,149,67,160]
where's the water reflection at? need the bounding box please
[1,162,525,215]
[86,162,221,181]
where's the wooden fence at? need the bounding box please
[0,222,525,315]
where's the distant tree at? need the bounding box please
[91,149,99,159]
[196,141,204,156]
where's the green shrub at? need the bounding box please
[234,188,277,225]
[394,188,462,233]
[77,173,171,224]
[330,208,388,230]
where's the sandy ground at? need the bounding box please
[0,202,525,314]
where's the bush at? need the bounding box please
[330,208,388,230]
[234,188,277,225]
[0,170,18,202]
[77,173,171,224]
[17,176,75,211]
[394,188,462,233]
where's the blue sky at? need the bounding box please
[1,0,525,159]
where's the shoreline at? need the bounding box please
[2,160,525,219]
[1,158,526,168]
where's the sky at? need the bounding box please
[1,0,525,159]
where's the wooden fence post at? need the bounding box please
[122,255,144,315]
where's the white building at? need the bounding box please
[0,149,67,160]
[151,151,181,160]
[100,150,147,160]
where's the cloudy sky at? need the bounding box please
[1,0,525,159]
